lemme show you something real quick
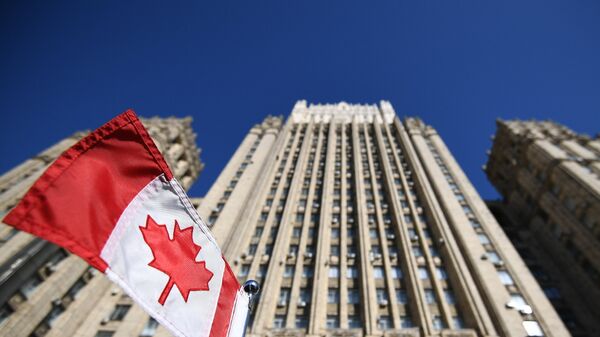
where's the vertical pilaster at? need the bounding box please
[351,119,377,334]
[339,124,349,329]
[309,121,335,335]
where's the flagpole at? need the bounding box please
[242,280,260,337]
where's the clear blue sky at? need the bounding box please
[1,1,599,199]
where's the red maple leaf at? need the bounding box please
[139,215,213,305]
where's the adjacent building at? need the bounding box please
[0,116,203,337]
[485,119,600,337]
[200,101,569,337]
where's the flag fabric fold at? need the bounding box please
[3,110,248,337]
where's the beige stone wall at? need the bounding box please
[0,106,575,337]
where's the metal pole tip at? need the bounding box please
[243,280,260,295]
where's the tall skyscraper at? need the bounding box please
[200,101,569,337]
[0,116,203,337]
[485,119,600,337]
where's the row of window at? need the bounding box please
[426,138,544,336]
[207,136,263,225]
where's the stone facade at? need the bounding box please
[0,107,576,337]
[485,119,600,337]
[0,116,203,337]
[201,102,569,337]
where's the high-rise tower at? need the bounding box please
[485,119,600,337]
[200,101,568,337]
[0,116,203,337]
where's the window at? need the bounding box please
[369,229,378,238]
[412,246,423,257]
[443,289,456,304]
[303,266,313,278]
[67,278,87,299]
[284,265,294,277]
[331,245,340,256]
[407,228,417,238]
[327,288,339,303]
[273,315,285,328]
[295,316,308,328]
[329,266,340,278]
[239,265,250,276]
[498,271,514,285]
[422,228,432,238]
[508,294,527,309]
[45,304,65,327]
[469,219,481,228]
[478,233,490,244]
[429,245,439,257]
[391,266,403,278]
[279,288,290,302]
[523,321,544,337]
[292,227,301,237]
[348,289,360,304]
[348,315,362,328]
[453,316,465,329]
[432,316,445,330]
[376,288,388,303]
[347,228,355,237]
[418,267,429,279]
[257,265,267,278]
[109,304,131,321]
[139,318,159,337]
[331,228,340,238]
[400,316,413,328]
[378,315,391,330]
[0,305,13,325]
[326,315,339,328]
[436,267,448,280]
[374,267,384,279]
[347,266,358,279]
[425,289,436,304]
[487,251,501,263]
[396,289,408,304]
[20,275,42,298]
[95,332,115,337]
[299,288,311,303]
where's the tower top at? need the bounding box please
[291,100,395,124]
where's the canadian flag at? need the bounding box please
[3,110,250,337]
